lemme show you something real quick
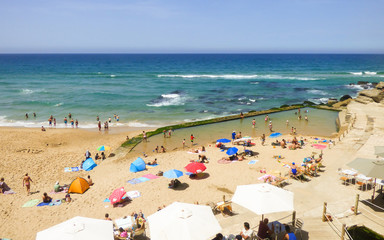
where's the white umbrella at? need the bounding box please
[147,202,221,240]
[232,183,294,215]
[36,216,114,240]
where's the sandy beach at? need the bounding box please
[1,94,384,239]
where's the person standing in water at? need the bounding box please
[182,139,186,148]
[98,121,101,131]
[96,116,99,121]
[252,119,256,128]
[53,118,56,127]
[70,119,74,128]
[75,119,79,128]
[25,113,29,119]
[64,117,68,126]
[190,134,195,145]
[68,113,72,119]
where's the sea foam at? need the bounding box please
[147,92,188,107]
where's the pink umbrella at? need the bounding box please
[109,187,126,205]
[312,144,327,150]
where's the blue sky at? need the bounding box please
[0,0,383,53]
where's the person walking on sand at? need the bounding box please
[265,115,269,122]
[261,134,266,146]
[190,134,195,145]
[232,131,236,142]
[252,119,256,128]
[23,173,33,195]
[182,139,186,148]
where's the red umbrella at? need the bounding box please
[185,162,206,174]
[109,187,126,205]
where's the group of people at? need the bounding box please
[212,220,297,240]
[108,211,146,240]
[154,146,166,153]
[97,114,119,131]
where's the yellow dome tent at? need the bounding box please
[68,177,90,194]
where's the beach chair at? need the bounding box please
[294,218,304,240]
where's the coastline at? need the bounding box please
[1,84,384,240]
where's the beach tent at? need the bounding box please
[68,177,90,194]
[148,202,221,240]
[130,157,146,173]
[36,216,114,240]
[82,158,97,171]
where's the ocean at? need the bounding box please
[0,54,383,128]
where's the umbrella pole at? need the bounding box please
[372,178,377,203]
[262,214,264,221]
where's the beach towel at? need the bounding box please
[64,167,80,172]
[126,190,141,199]
[127,178,142,185]
[217,159,231,164]
[49,199,62,206]
[3,190,16,194]
[146,163,158,169]
[248,160,259,165]
[142,174,159,180]
[37,202,51,207]
[137,177,150,182]
[22,199,39,208]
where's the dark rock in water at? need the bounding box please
[184,109,195,112]
[350,81,377,89]
[280,104,289,108]
[294,87,309,91]
[357,81,369,85]
[303,101,316,106]
[340,95,352,101]
[327,98,338,105]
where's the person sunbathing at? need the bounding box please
[168,179,181,188]
[281,139,287,148]
[271,140,281,146]
[0,178,11,193]
[42,192,52,203]
[198,155,209,163]
[65,194,72,203]
[147,158,158,165]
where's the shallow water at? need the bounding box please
[131,107,338,156]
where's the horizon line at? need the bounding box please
[1,52,384,55]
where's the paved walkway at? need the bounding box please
[218,101,384,239]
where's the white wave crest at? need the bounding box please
[158,74,259,79]
[260,75,321,81]
[345,84,364,90]
[249,99,256,102]
[147,93,187,107]
[250,81,259,84]
[21,89,34,94]
[54,102,64,107]
[158,74,321,81]
[127,121,158,128]
[306,89,328,95]
[308,98,328,104]
[110,75,116,78]
[350,72,363,75]
[364,71,377,75]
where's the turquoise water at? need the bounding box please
[0,54,383,128]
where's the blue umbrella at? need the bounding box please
[217,138,231,143]
[269,133,282,138]
[226,147,238,156]
[163,169,184,179]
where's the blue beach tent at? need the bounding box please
[130,157,146,173]
[82,158,97,171]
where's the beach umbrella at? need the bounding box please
[216,138,231,143]
[163,169,184,179]
[97,145,111,151]
[109,187,126,205]
[312,144,327,150]
[226,147,238,156]
[374,146,384,158]
[347,158,384,201]
[231,183,294,216]
[36,216,114,240]
[185,162,206,174]
[269,133,282,138]
[147,202,221,240]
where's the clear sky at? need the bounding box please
[0,0,383,53]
